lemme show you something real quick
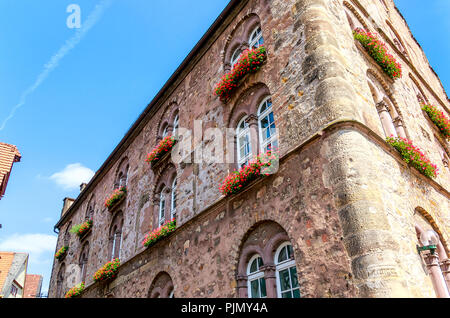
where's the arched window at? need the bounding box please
[173,114,179,137]
[275,243,300,298]
[79,243,90,283]
[159,190,166,227]
[114,159,129,190]
[64,222,72,247]
[258,97,278,153]
[162,125,169,138]
[110,215,123,261]
[231,48,242,69]
[86,199,95,221]
[237,116,252,168]
[249,26,264,49]
[247,255,267,298]
[148,272,174,298]
[171,179,177,220]
[56,264,65,298]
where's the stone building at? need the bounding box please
[49,0,450,298]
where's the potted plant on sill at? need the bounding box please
[64,282,85,298]
[141,219,177,249]
[55,246,69,261]
[146,135,177,167]
[421,103,450,140]
[70,220,93,239]
[105,186,127,212]
[93,258,121,283]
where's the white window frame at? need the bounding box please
[231,48,242,69]
[236,116,252,169]
[159,192,166,227]
[247,255,266,299]
[162,125,169,138]
[258,97,278,153]
[171,179,177,220]
[249,26,264,49]
[274,242,300,298]
[173,114,179,137]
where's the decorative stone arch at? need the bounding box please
[114,156,130,190]
[367,69,408,139]
[56,263,66,298]
[108,210,124,261]
[343,1,369,31]
[64,221,72,247]
[236,220,299,298]
[385,19,409,58]
[148,272,175,298]
[415,207,449,257]
[156,100,179,143]
[222,13,263,72]
[152,163,177,229]
[85,194,95,221]
[409,73,429,104]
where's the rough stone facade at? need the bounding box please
[49,0,450,298]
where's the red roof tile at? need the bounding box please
[0,143,21,198]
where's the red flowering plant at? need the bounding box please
[146,135,177,166]
[55,246,68,261]
[104,186,127,210]
[386,136,439,179]
[69,220,93,238]
[219,149,279,197]
[215,46,267,102]
[93,258,120,283]
[353,28,402,80]
[142,219,177,249]
[421,103,450,139]
[64,282,85,298]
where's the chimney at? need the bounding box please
[61,198,75,217]
[80,183,88,192]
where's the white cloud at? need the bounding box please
[0,233,57,264]
[50,163,94,190]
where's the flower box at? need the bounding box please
[70,220,93,240]
[64,282,85,298]
[421,103,450,139]
[386,136,439,179]
[353,28,402,80]
[55,246,68,261]
[146,136,177,167]
[215,46,267,102]
[93,258,120,283]
[142,219,177,249]
[105,186,127,212]
[219,151,278,197]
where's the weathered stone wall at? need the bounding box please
[49,0,450,298]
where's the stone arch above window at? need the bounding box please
[343,1,368,31]
[156,101,180,143]
[148,272,174,298]
[152,164,177,229]
[409,74,428,104]
[367,69,408,139]
[222,13,263,72]
[85,195,95,221]
[114,157,129,190]
[79,242,90,283]
[385,20,409,58]
[109,210,124,261]
[415,207,449,257]
[236,221,300,298]
[64,221,72,246]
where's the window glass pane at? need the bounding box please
[250,258,258,273]
[292,289,301,298]
[278,246,287,263]
[261,116,269,129]
[279,268,291,292]
[290,266,299,288]
[260,277,267,298]
[250,279,260,298]
[281,291,292,298]
[287,244,294,260]
[258,257,264,268]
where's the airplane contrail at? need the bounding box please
[0,0,113,131]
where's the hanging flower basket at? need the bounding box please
[146,136,177,167]
[105,186,127,212]
[386,136,439,179]
[219,150,279,197]
[93,258,121,283]
[70,220,93,239]
[215,46,267,102]
[421,103,450,139]
[353,28,402,80]
[142,219,177,249]
[64,282,85,298]
[55,246,68,261]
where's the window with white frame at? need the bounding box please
[258,97,278,153]
[159,191,166,227]
[275,243,300,298]
[237,116,252,169]
[247,255,267,298]
[173,114,179,137]
[162,125,169,138]
[171,179,177,220]
[231,48,242,69]
[249,26,264,49]
[10,284,18,297]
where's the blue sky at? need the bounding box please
[0,1,448,295]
